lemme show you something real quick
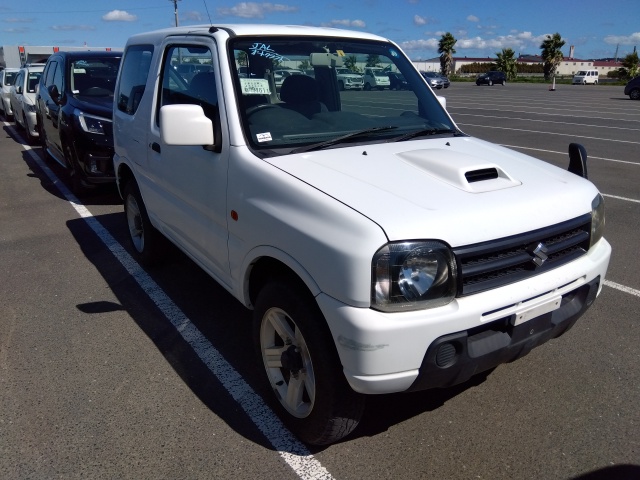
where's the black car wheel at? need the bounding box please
[488,80,493,86]
[63,142,88,195]
[253,281,365,445]
[630,88,640,100]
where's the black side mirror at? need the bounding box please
[47,84,61,104]
[568,143,588,179]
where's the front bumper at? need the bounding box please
[318,238,611,395]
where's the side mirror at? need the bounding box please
[47,84,61,104]
[568,143,588,179]
[160,104,214,147]
[437,96,447,110]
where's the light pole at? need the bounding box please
[169,0,181,27]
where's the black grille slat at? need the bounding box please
[454,214,591,296]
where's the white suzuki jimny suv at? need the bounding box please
[113,24,611,445]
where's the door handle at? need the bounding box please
[150,142,161,153]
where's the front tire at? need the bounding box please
[488,80,493,86]
[123,180,168,267]
[630,88,640,100]
[253,281,365,445]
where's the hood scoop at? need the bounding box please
[397,148,521,193]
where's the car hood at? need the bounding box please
[266,136,597,247]
[71,95,114,118]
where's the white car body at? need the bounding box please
[363,67,391,90]
[335,68,364,90]
[0,68,20,118]
[112,24,611,443]
[10,64,44,141]
[572,69,599,85]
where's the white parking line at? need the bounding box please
[457,122,640,145]
[604,280,640,298]
[501,144,640,167]
[16,135,335,480]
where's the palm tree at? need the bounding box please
[495,48,517,81]
[438,33,457,77]
[540,33,565,80]
[344,55,360,73]
[621,51,639,79]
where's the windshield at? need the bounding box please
[4,72,18,86]
[229,36,456,155]
[70,57,121,97]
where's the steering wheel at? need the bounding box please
[246,103,279,116]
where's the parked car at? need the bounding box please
[420,71,444,89]
[274,69,305,89]
[36,51,121,193]
[9,63,45,143]
[572,70,599,85]
[335,67,363,90]
[624,76,640,100]
[476,71,507,86]
[0,67,20,119]
[387,72,408,90]
[363,67,391,90]
[438,74,451,88]
[113,24,610,446]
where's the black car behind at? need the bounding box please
[624,76,640,100]
[36,51,121,193]
[476,71,507,86]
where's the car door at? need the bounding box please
[40,58,64,158]
[147,40,231,282]
[10,71,24,124]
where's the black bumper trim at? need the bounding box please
[406,276,601,392]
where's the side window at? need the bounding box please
[116,44,154,115]
[44,61,56,87]
[159,45,216,122]
[53,60,63,92]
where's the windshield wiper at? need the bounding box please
[387,127,460,143]
[291,126,398,154]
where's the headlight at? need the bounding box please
[590,193,605,247]
[372,241,457,312]
[77,109,109,135]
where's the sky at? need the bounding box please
[1,0,639,61]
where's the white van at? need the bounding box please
[572,69,599,85]
[113,24,610,445]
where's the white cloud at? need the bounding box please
[216,2,299,19]
[183,11,204,22]
[4,17,34,23]
[467,15,479,22]
[414,15,426,26]
[321,19,366,28]
[102,10,137,22]
[399,38,439,51]
[51,25,96,31]
[604,32,640,45]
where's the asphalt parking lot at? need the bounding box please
[1,82,639,479]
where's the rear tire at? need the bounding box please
[630,88,640,100]
[253,281,365,445]
[123,180,168,267]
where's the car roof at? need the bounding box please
[126,23,389,46]
[49,50,122,60]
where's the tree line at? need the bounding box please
[437,32,639,81]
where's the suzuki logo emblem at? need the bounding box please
[530,242,549,267]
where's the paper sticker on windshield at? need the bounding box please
[256,132,272,143]
[240,78,271,95]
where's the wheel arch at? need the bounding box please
[116,162,136,199]
[244,249,322,310]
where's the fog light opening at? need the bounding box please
[436,342,458,368]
